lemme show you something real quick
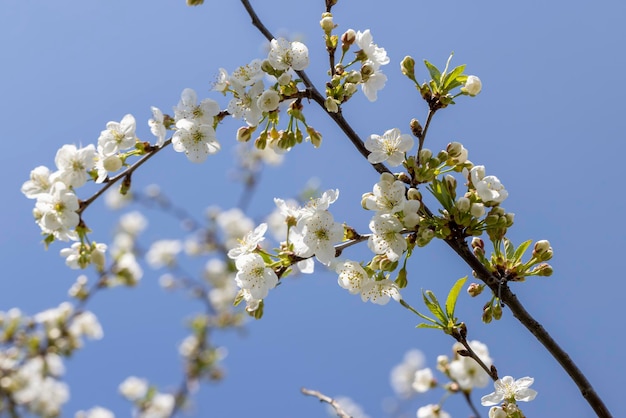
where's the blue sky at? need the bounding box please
[2,1,625,417]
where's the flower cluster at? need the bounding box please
[0,305,103,416]
[214,37,322,152]
[119,376,176,418]
[322,22,391,111]
[389,342,536,417]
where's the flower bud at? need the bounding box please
[320,12,335,32]
[489,406,507,418]
[120,174,132,195]
[341,29,356,52]
[346,70,362,84]
[418,148,432,165]
[277,72,292,86]
[102,154,123,173]
[306,126,322,148]
[260,59,275,74]
[447,142,468,164]
[482,305,493,323]
[400,56,416,81]
[344,82,357,96]
[471,237,484,250]
[237,126,254,142]
[360,63,374,79]
[410,118,423,139]
[444,174,457,192]
[455,197,471,212]
[533,240,552,257]
[467,283,483,297]
[532,263,553,276]
[380,172,396,183]
[408,188,421,201]
[255,131,267,149]
[470,203,485,218]
[462,75,482,96]
[492,301,502,320]
[324,97,339,113]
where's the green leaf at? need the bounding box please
[513,239,533,263]
[424,60,442,85]
[417,323,444,330]
[422,290,446,324]
[504,238,515,260]
[442,64,466,90]
[445,276,468,318]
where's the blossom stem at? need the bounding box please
[417,108,436,160]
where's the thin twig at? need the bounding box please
[78,139,172,215]
[301,387,352,418]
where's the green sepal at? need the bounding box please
[233,290,244,307]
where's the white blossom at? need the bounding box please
[216,208,255,249]
[368,213,407,262]
[355,30,389,69]
[212,68,230,93]
[146,239,183,268]
[470,165,508,204]
[360,278,400,305]
[234,253,278,300]
[416,404,451,418]
[257,89,281,112]
[292,210,343,266]
[268,38,309,71]
[34,182,80,241]
[481,376,537,406]
[229,59,264,87]
[173,88,220,125]
[119,376,148,401]
[94,152,123,183]
[361,64,388,102]
[54,144,96,188]
[149,106,166,147]
[227,223,268,259]
[118,211,148,236]
[228,80,264,126]
[172,118,220,163]
[22,166,55,199]
[449,340,492,390]
[139,393,175,418]
[363,173,407,213]
[97,114,137,157]
[336,260,371,294]
[75,406,115,418]
[365,128,414,166]
[390,349,426,398]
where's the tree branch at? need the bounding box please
[240,1,612,416]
